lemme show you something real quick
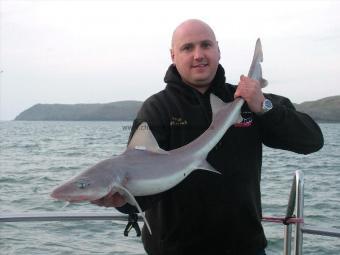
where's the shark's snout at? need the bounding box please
[50,176,111,202]
[50,186,94,202]
[50,186,70,201]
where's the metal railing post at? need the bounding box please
[294,171,304,255]
[283,224,292,255]
[282,171,297,255]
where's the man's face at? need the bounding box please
[171,21,220,91]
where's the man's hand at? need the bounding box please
[234,75,265,113]
[91,192,127,208]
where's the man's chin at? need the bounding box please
[182,76,214,89]
[191,77,213,86]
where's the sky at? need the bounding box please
[1,0,340,120]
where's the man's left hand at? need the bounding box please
[234,75,265,113]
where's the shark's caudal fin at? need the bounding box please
[114,183,152,235]
[248,38,268,88]
[127,122,168,154]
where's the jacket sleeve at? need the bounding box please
[258,94,324,154]
[116,95,170,214]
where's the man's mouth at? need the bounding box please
[192,63,208,68]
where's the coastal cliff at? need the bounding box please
[15,101,143,121]
[15,96,340,122]
[294,96,340,122]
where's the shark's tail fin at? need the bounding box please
[248,38,268,88]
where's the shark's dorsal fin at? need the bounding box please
[127,122,168,154]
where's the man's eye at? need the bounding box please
[202,42,212,48]
[181,45,193,51]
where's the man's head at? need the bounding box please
[170,19,220,93]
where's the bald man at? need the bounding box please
[94,19,323,254]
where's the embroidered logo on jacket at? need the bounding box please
[170,117,188,127]
[234,111,254,128]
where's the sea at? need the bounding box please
[0,121,339,255]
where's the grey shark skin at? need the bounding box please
[51,39,267,234]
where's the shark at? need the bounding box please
[51,38,267,235]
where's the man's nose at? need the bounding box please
[193,47,204,60]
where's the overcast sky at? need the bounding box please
[1,0,339,120]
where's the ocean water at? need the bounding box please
[0,121,339,255]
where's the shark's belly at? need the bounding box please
[126,170,190,196]
[124,154,196,196]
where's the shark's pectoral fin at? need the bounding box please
[115,184,152,235]
[197,160,221,175]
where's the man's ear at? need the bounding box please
[217,42,221,60]
[170,49,175,64]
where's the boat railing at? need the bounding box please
[262,170,340,255]
[1,170,339,254]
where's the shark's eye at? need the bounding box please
[75,179,91,189]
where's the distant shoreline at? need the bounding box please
[14,100,143,122]
[13,96,340,122]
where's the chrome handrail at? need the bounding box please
[0,212,142,223]
[283,170,340,255]
[262,170,340,255]
[294,170,304,255]
[283,171,297,255]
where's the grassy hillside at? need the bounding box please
[15,96,340,122]
[15,101,143,121]
[294,96,340,122]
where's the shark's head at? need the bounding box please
[51,176,102,202]
[50,158,122,202]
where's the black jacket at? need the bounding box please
[118,64,323,255]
